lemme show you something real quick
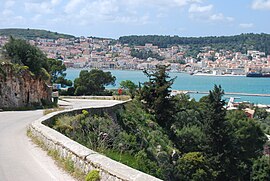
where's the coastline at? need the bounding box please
[193,73,245,77]
[65,68,270,105]
[67,68,247,77]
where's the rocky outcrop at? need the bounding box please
[0,63,52,108]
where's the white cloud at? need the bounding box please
[252,0,270,10]
[4,0,15,8]
[32,14,42,22]
[209,13,223,20]
[43,0,210,27]
[175,0,203,6]
[173,0,189,7]
[188,3,234,23]
[93,0,119,15]
[239,23,254,28]
[121,0,202,8]
[64,0,84,13]
[0,15,26,26]
[62,0,153,25]
[51,0,61,5]
[156,13,168,18]
[24,0,61,14]
[208,13,234,22]
[112,15,150,24]
[24,2,50,14]
[77,0,119,21]
[188,4,213,13]
[2,9,14,16]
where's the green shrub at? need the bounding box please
[64,157,75,172]
[82,110,89,117]
[85,170,100,181]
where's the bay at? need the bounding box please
[65,68,270,105]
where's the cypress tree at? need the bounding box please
[201,85,237,180]
[139,65,176,129]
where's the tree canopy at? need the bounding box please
[251,155,270,181]
[74,69,116,96]
[2,37,72,87]
[120,80,138,99]
[119,33,270,55]
[0,28,74,40]
[3,37,49,78]
[139,65,176,129]
[130,49,164,61]
[47,58,72,87]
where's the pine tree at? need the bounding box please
[201,85,237,180]
[139,65,176,129]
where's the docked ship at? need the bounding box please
[246,72,270,77]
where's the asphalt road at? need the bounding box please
[0,110,75,181]
[0,99,124,181]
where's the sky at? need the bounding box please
[0,0,270,38]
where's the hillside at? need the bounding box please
[119,33,270,55]
[49,66,269,180]
[0,28,75,40]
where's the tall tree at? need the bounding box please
[200,85,237,180]
[47,58,67,83]
[226,110,267,180]
[47,58,72,87]
[139,65,176,129]
[74,69,115,96]
[3,36,49,77]
[120,80,138,99]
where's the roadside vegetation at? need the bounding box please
[49,65,270,181]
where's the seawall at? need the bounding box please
[29,103,162,181]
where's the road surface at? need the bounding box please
[0,110,75,181]
[0,99,123,181]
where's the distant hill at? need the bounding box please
[119,33,270,55]
[0,28,75,40]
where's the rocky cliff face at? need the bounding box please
[0,63,52,108]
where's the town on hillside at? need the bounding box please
[0,35,269,75]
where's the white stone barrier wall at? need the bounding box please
[29,105,162,181]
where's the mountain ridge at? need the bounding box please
[0,28,75,40]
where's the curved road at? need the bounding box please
[0,99,123,181]
[0,110,75,181]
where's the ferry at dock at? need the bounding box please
[246,72,270,77]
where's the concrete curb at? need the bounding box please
[29,103,162,181]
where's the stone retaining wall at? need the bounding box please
[29,104,162,181]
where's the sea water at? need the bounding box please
[65,69,270,105]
